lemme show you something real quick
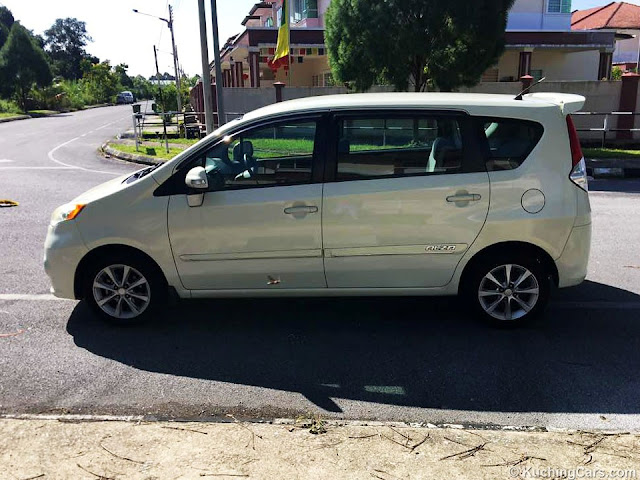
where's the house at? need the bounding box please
[214,0,617,88]
[571,2,640,72]
[493,0,616,81]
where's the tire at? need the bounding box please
[463,256,551,327]
[83,254,166,325]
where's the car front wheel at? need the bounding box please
[84,257,164,324]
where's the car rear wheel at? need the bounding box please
[465,258,550,327]
[84,256,164,325]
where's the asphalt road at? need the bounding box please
[1,106,639,432]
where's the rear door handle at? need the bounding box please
[446,194,482,203]
[284,205,318,215]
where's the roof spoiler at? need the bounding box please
[522,92,586,115]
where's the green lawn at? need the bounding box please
[112,136,429,162]
[0,112,23,119]
[163,137,201,146]
[583,148,640,159]
[111,143,185,161]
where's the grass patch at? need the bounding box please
[111,143,185,160]
[583,148,640,158]
[164,137,201,146]
[0,112,24,119]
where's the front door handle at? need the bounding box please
[284,205,318,215]
[446,193,482,203]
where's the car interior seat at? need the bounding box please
[233,140,256,179]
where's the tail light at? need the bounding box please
[566,115,588,192]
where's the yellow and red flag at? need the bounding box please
[268,0,290,72]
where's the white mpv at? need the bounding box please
[44,93,591,326]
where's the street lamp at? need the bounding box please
[133,7,182,113]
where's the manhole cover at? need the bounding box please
[0,199,19,208]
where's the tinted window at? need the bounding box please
[201,120,316,190]
[481,118,543,171]
[336,116,466,181]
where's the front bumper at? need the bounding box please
[43,221,88,299]
[556,223,592,288]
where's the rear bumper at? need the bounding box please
[43,222,88,299]
[556,223,592,288]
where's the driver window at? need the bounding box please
[201,120,317,191]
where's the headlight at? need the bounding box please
[51,203,86,226]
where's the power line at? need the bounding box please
[157,0,170,49]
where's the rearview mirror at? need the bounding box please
[185,166,208,190]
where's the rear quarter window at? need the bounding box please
[477,117,544,171]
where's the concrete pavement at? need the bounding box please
[1,107,639,432]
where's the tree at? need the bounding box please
[114,63,133,88]
[44,18,92,80]
[83,61,119,103]
[0,6,14,49]
[132,75,153,100]
[0,22,52,111]
[325,0,515,92]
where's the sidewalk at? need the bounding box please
[1,418,638,479]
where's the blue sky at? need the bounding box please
[0,0,636,78]
[572,0,635,9]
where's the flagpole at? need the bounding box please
[288,0,293,87]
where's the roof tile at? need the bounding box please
[572,2,640,30]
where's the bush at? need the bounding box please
[0,97,20,113]
[612,66,623,81]
[153,82,189,112]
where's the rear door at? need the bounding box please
[322,111,490,288]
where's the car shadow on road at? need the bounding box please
[67,280,640,416]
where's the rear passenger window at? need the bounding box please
[481,118,543,171]
[335,116,467,181]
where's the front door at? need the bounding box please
[167,116,326,290]
[322,112,490,288]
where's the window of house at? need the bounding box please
[547,0,571,13]
[291,0,317,22]
[200,120,317,190]
[304,0,318,18]
[335,116,466,181]
[292,0,303,21]
[480,118,544,171]
[264,17,274,27]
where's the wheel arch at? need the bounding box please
[74,244,168,300]
[459,241,559,294]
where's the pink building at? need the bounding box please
[214,0,617,88]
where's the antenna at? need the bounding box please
[515,76,546,101]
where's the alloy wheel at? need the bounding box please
[478,263,540,321]
[92,264,151,320]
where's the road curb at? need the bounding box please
[101,142,163,166]
[0,115,30,123]
[586,158,640,178]
[0,413,567,433]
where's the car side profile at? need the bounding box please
[44,93,591,326]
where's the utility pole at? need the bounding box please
[154,45,170,153]
[198,0,214,133]
[168,5,182,113]
[210,0,226,126]
[132,8,182,113]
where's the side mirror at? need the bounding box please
[185,166,208,190]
